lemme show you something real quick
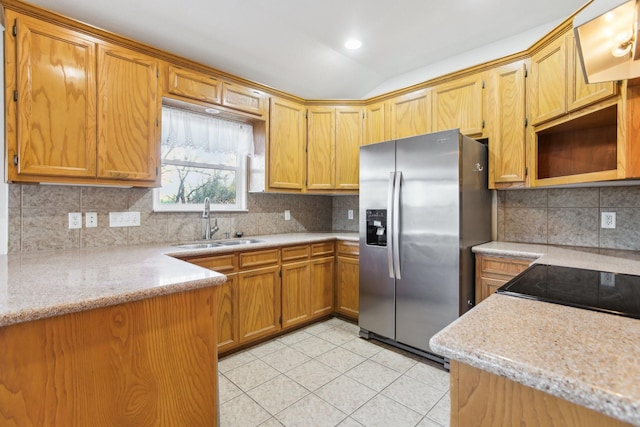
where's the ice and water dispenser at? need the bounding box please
[365,209,387,246]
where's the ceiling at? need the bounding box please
[25,0,588,100]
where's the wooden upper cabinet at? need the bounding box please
[487,61,527,189]
[389,88,431,139]
[432,73,485,137]
[166,64,222,104]
[307,107,336,190]
[529,36,567,126]
[335,106,363,189]
[222,82,267,116]
[567,33,618,112]
[8,12,97,179]
[97,43,160,182]
[268,96,306,190]
[365,100,388,145]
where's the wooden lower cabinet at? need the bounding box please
[475,254,532,304]
[217,273,239,352]
[238,264,281,343]
[336,256,359,319]
[310,256,335,318]
[450,361,632,427]
[0,287,218,426]
[281,260,312,329]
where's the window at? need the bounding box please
[154,107,253,212]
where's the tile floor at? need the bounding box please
[218,317,450,427]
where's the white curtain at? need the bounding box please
[162,107,254,161]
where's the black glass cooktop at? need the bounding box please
[496,264,640,319]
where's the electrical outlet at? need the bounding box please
[600,272,616,287]
[68,212,82,229]
[284,210,291,221]
[348,209,354,220]
[601,212,616,229]
[86,212,98,228]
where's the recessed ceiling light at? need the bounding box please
[344,39,362,50]
[205,108,220,114]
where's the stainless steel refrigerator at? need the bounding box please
[358,129,491,365]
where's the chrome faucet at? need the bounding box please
[202,197,219,240]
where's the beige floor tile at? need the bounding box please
[340,338,383,358]
[286,359,341,391]
[315,375,377,415]
[219,373,243,404]
[248,340,287,358]
[351,394,423,427]
[219,350,257,373]
[404,362,450,392]
[333,321,360,335]
[247,375,309,415]
[277,330,313,346]
[290,335,337,358]
[337,417,365,427]
[425,392,450,426]
[315,347,365,373]
[317,327,358,346]
[219,394,271,427]
[344,360,402,392]
[261,346,310,373]
[370,348,417,373]
[304,321,335,336]
[381,375,445,415]
[275,394,346,427]
[259,418,285,427]
[225,359,280,391]
[416,416,445,427]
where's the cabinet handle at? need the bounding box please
[13,155,18,166]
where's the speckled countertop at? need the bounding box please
[0,232,357,328]
[431,241,640,426]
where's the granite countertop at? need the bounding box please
[431,241,640,426]
[0,232,358,328]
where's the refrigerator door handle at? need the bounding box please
[393,171,402,279]
[387,171,396,279]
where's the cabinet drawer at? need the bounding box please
[480,256,531,277]
[311,242,334,257]
[239,249,279,269]
[222,82,265,116]
[337,240,359,256]
[185,254,236,273]
[282,245,310,262]
[167,65,222,104]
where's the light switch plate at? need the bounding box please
[348,209,354,220]
[86,212,98,228]
[284,210,291,221]
[109,211,141,227]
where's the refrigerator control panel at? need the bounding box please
[365,209,387,246]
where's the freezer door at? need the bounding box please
[394,129,461,353]
[359,140,396,340]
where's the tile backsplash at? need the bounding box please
[497,186,640,251]
[8,184,359,253]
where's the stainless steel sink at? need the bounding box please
[215,239,264,246]
[175,239,264,249]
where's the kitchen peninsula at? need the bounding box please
[431,242,640,427]
[0,232,357,426]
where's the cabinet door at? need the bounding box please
[336,256,359,319]
[97,43,159,182]
[281,260,311,329]
[432,74,484,137]
[310,256,334,318]
[10,13,97,179]
[389,89,431,139]
[487,61,527,188]
[478,277,506,304]
[567,34,618,112]
[306,107,336,190]
[335,107,363,189]
[269,97,306,190]
[166,65,222,104]
[364,100,388,145]
[238,265,281,343]
[217,273,239,352]
[529,36,567,125]
[222,82,266,116]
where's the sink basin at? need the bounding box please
[175,239,264,249]
[215,239,264,246]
